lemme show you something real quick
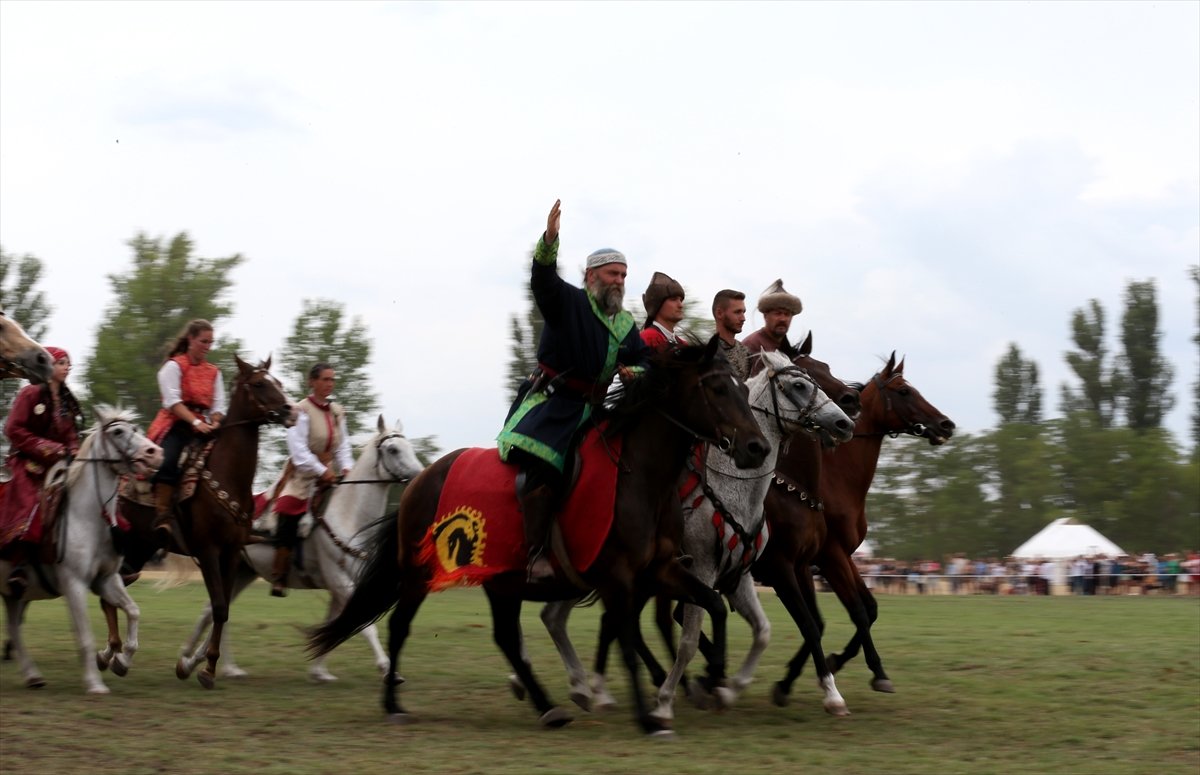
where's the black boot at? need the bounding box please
[153,482,179,550]
[270,546,291,597]
[520,484,556,583]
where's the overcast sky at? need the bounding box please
[1,1,1197,454]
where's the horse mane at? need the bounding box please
[597,341,719,431]
[65,405,140,488]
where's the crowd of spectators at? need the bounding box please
[848,551,1200,596]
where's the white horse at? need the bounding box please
[176,415,423,682]
[1,407,162,693]
[526,350,854,719]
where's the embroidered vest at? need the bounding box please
[148,355,220,443]
[298,396,346,466]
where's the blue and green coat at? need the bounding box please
[498,236,649,473]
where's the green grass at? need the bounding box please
[1,583,1197,775]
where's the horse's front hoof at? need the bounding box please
[508,674,526,701]
[711,686,736,711]
[86,684,111,695]
[568,689,592,712]
[871,677,895,693]
[197,669,216,690]
[771,682,790,707]
[222,666,249,680]
[538,706,573,728]
[387,712,415,725]
[175,659,192,680]
[110,656,129,678]
[824,700,851,717]
[96,653,110,672]
[642,716,674,738]
[648,729,676,740]
[25,675,46,689]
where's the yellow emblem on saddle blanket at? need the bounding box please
[429,506,487,573]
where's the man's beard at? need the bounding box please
[588,278,625,316]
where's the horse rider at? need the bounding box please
[712,288,752,381]
[639,271,688,349]
[741,278,803,376]
[267,362,352,597]
[147,319,226,548]
[498,199,650,582]
[0,346,82,597]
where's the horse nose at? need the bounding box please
[939,418,956,435]
[835,417,854,438]
[839,393,861,415]
[746,436,769,461]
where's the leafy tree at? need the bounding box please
[83,233,244,424]
[278,299,377,436]
[1060,300,1118,427]
[0,249,53,453]
[992,343,1042,425]
[506,282,543,402]
[1114,280,1174,431]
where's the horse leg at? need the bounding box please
[658,561,731,710]
[4,596,44,688]
[381,584,426,723]
[535,599,593,711]
[96,598,122,673]
[96,574,140,679]
[60,575,110,694]
[486,589,572,728]
[604,586,672,737]
[724,573,772,696]
[176,601,213,680]
[823,551,893,692]
[195,548,238,689]
[770,563,847,716]
[649,601,703,722]
[588,609,619,711]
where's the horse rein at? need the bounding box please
[754,364,835,437]
[851,371,929,439]
[214,370,293,431]
[656,366,743,453]
[335,431,414,485]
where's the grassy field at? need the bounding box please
[0,582,1197,775]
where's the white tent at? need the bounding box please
[1010,517,1126,559]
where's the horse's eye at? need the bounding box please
[898,387,911,397]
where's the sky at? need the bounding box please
[1,1,1197,454]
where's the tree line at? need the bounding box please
[0,234,441,483]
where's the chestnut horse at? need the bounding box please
[0,309,53,383]
[119,355,295,689]
[771,351,954,704]
[309,339,769,736]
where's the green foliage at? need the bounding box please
[278,298,377,436]
[1061,299,1117,427]
[1115,279,1174,430]
[1191,265,1200,454]
[505,281,543,403]
[992,342,1042,424]
[0,249,53,440]
[82,233,244,423]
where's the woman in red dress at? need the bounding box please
[0,346,82,597]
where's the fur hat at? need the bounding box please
[586,248,627,270]
[642,271,685,324]
[757,278,802,314]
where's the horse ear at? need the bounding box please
[395,417,405,434]
[235,353,251,374]
[798,330,813,356]
[896,354,906,372]
[263,353,272,371]
[377,414,386,434]
[885,350,897,374]
[704,333,721,362]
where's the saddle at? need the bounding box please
[119,440,214,508]
[34,461,70,564]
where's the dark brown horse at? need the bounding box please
[119,355,295,688]
[771,351,954,703]
[309,339,769,736]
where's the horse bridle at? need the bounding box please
[336,431,416,486]
[754,364,834,437]
[75,418,148,526]
[218,369,293,430]
[658,365,746,453]
[854,371,929,439]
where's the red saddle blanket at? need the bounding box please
[419,429,622,591]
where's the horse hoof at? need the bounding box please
[825,702,851,717]
[309,672,338,684]
[96,653,110,672]
[538,707,573,728]
[771,682,790,707]
[197,669,216,690]
[87,684,111,695]
[111,657,129,678]
[25,676,46,689]
[387,712,415,725]
[175,659,192,680]
[871,678,895,694]
[648,729,676,740]
[593,695,617,712]
[568,689,592,712]
[711,686,736,711]
[222,667,249,680]
[508,674,526,701]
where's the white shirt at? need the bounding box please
[286,408,353,478]
[651,320,682,344]
[157,360,228,416]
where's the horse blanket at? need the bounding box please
[419,427,622,591]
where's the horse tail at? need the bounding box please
[307,511,401,659]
